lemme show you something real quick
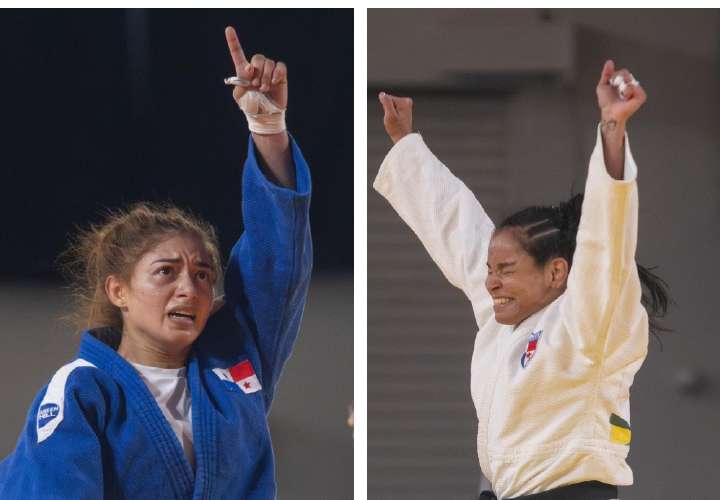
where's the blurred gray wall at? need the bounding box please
[0,274,352,499]
[368,9,720,500]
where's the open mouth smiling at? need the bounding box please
[493,297,514,306]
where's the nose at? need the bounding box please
[485,273,501,293]
[176,270,198,299]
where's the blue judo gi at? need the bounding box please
[0,135,313,499]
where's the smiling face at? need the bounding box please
[485,228,568,326]
[107,233,216,365]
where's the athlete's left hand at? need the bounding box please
[225,26,288,110]
[596,60,646,125]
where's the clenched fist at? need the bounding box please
[379,92,413,144]
[596,60,646,126]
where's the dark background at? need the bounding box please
[0,10,354,499]
[0,9,353,280]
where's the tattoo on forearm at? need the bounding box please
[601,119,617,132]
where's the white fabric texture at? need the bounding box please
[238,90,286,134]
[373,126,646,499]
[130,362,195,471]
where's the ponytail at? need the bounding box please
[498,193,671,338]
[637,264,671,342]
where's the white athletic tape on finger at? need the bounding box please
[238,90,286,135]
[610,75,640,100]
[224,76,252,86]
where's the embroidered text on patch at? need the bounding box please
[520,330,543,368]
[37,404,60,428]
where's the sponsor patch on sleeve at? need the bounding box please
[37,403,60,428]
[36,359,96,443]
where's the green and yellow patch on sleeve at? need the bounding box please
[610,413,631,445]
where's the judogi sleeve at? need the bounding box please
[223,134,313,407]
[373,133,495,324]
[561,125,647,357]
[0,364,104,499]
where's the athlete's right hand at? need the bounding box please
[225,26,288,111]
[379,92,413,144]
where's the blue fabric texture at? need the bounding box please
[0,135,313,499]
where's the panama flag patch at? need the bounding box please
[520,330,543,368]
[213,360,262,394]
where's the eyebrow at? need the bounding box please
[151,258,212,269]
[486,260,517,270]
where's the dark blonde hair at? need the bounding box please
[60,202,223,333]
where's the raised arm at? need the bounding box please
[563,61,647,350]
[373,93,495,321]
[225,26,295,189]
[210,28,312,407]
[597,59,647,179]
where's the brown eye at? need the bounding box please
[157,266,173,276]
[197,270,209,281]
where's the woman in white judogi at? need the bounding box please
[373,61,669,500]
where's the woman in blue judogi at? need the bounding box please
[0,27,312,499]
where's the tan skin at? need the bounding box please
[225,26,295,189]
[107,235,215,367]
[380,59,647,326]
[105,27,296,368]
[485,229,569,325]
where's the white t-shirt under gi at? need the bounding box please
[130,362,195,471]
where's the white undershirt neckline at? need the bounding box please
[129,361,195,471]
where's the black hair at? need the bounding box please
[497,193,670,339]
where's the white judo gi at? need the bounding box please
[374,126,647,499]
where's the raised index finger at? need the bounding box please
[225,26,248,74]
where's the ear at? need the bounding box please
[545,257,569,289]
[105,275,128,310]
